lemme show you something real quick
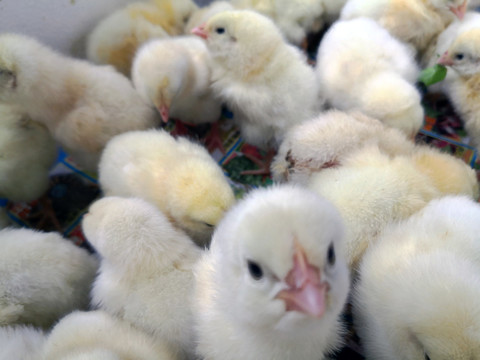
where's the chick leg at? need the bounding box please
[29,195,63,232]
[204,122,226,154]
[241,148,275,176]
[170,119,190,137]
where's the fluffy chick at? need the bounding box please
[185,1,236,34]
[316,18,424,138]
[0,325,46,360]
[132,36,222,125]
[0,228,98,329]
[192,10,322,152]
[340,0,468,55]
[307,145,478,271]
[83,197,202,359]
[353,196,480,359]
[86,0,198,76]
[437,26,480,151]
[0,105,56,203]
[0,33,158,172]
[271,110,415,184]
[43,310,176,360]
[98,129,235,247]
[194,186,350,360]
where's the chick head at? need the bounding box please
[152,0,198,32]
[166,158,235,247]
[209,185,349,334]
[132,39,191,123]
[431,0,468,19]
[192,10,284,74]
[438,28,480,76]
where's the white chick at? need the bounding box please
[437,27,480,151]
[192,10,322,173]
[132,36,222,126]
[98,129,235,247]
[231,0,324,46]
[271,110,415,184]
[307,144,478,271]
[82,197,202,359]
[0,228,98,329]
[0,105,56,203]
[0,325,46,360]
[353,196,480,359]
[86,0,198,76]
[0,33,158,172]
[194,186,350,360]
[185,1,236,34]
[316,18,424,138]
[340,0,469,55]
[42,310,177,360]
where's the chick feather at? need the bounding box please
[0,104,56,203]
[184,1,236,34]
[132,36,222,125]
[271,110,415,184]
[194,185,350,360]
[353,196,480,359]
[316,18,423,138]
[0,325,46,360]
[98,129,235,247]
[82,196,202,359]
[86,0,198,76]
[193,10,323,151]
[0,33,159,172]
[42,310,177,360]
[0,228,98,328]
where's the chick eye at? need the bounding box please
[247,260,263,280]
[215,27,225,34]
[455,53,464,60]
[327,243,335,266]
[204,222,214,228]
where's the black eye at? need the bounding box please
[327,243,335,266]
[247,260,263,280]
[215,27,225,34]
[204,223,214,228]
[455,53,464,60]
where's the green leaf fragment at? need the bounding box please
[419,64,447,87]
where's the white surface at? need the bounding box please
[0,0,141,57]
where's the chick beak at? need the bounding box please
[438,51,454,66]
[276,241,328,318]
[191,24,208,39]
[450,0,467,20]
[159,105,170,123]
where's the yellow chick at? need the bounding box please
[437,27,480,152]
[0,33,159,173]
[98,129,235,247]
[341,0,469,55]
[86,0,198,76]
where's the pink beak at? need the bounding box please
[450,0,467,20]
[159,105,169,123]
[191,24,208,39]
[276,241,328,318]
[438,51,454,66]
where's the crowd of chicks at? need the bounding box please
[1,0,480,359]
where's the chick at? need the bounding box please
[86,0,198,76]
[0,325,46,360]
[307,145,478,270]
[321,0,349,24]
[353,196,480,359]
[340,0,468,55]
[437,27,480,151]
[271,110,415,184]
[42,310,177,360]
[230,0,324,46]
[316,18,424,138]
[82,197,202,359]
[0,228,98,329]
[194,186,350,360]
[132,36,222,127]
[192,10,322,174]
[184,1,236,34]
[98,129,235,247]
[0,33,159,172]
[0,105,56,203]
